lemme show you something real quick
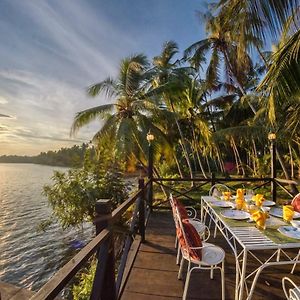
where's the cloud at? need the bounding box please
[0,113,12,118]
[0,0,141,155]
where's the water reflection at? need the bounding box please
[0,163,94,291]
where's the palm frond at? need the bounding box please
[87,77,117,98]
[70,104,114,136]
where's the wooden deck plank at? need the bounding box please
[121,210,300,300]
[0,281,35,300]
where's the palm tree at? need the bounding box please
[149,41,197,178]
[218,0,299,38]
[71,54,160,165]
[184,11,257,114]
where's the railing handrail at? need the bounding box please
[30,229,110,300]
[30,178,150,300]
[153,176,272,182]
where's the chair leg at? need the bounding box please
[213,220,218,238]
[210,266,214,279]
[221,261,225,300]
[291,250,300,274]
[182,267,192,300]
[175,235,178,249]
[176,246,181,265]
[178,257,185,280]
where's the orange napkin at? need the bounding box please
[252,194,265,207]
[236,188,245,200]
[222,191,232,201]
[283,205,294,222]
[252,211,267,230]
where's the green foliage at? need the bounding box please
[43,151,128,229]
[0,144,88,167]
[72,259,96,300]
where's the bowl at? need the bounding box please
[290,220,300,228]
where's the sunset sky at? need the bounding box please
[0,0,206,155]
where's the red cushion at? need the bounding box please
[173,198,188,219]
[292,193,300,212]
[177,219,202,260]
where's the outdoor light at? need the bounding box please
[146,131,154,144]
[268,132,276,141]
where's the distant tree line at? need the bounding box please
[0,143,89,167]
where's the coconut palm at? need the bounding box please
[71,54,161,164]
[218,0,299,38]
[184,11,258,114]
[149,41,197,178]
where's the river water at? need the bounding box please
[0,163,94,292]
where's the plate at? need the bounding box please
[278,226,300,239]
[291,220,300,228]
[220,210,250,220]
[212,201,234,208]
[220,195,236,201]
[262,200,276,207]
[269,207,300,219]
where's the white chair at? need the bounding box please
[175,206,225,300]
[282,277,300,300]
[170,194,209,265]
[209,183,231,197]
[208,184,231,237]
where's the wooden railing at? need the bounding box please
[30,178,151,300]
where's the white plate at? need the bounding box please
[291,220,300,228]
[262,200,276,207]
[220,195,236,201]
[220,210,250,220]
[278,226,300,239]
[212,201,234,208]
[269,207,300,219]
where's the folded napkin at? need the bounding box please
[222,191,232,201]
[283,205,294,222]
[252,210,267,230]
[252,194,265,207]
[236,188,245,200]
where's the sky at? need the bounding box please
[0,0,208,156]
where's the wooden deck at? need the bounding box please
[0,281,34,300]
[121,210,300,300]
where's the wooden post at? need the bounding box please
[138,178,145,242]
[91,199,116,300]
[270,140,277,203]
[148,142,153,209]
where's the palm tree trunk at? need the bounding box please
[205,155,212,174]
[170,101,194,180]
[174,152,184,178]
[191,126,207,178]
[231,137,246,177]
[216,146,225,173]
[231,140,240,175]
[252,139,258,175]
[289,143,294,178]
[276,148,299,195]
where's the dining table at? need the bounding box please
[200,195,300,300]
